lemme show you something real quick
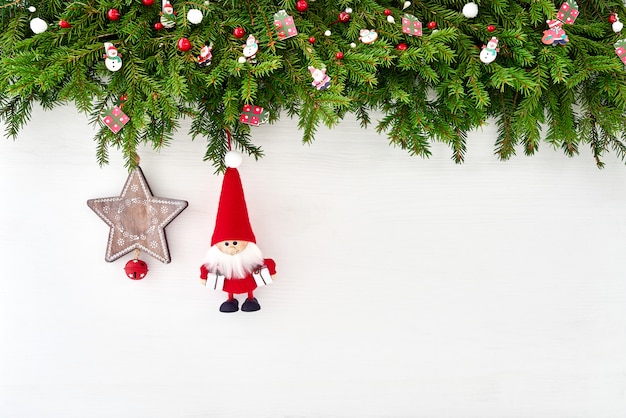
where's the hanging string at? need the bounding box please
[225,128,232,151]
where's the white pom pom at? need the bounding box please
[30,18,48,34]
[28,6,36,12]
[187,9,203,24]
[613,20,624,33]
[462,2,479,18]
[224,151,242,168]
[238,56,247,64]
[324,30,331,36]
[345,8,352,14]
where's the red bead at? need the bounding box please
[335,51,344,59]
[59,20,71,29]
[154,22,164,30]
[107,8,121,21]
[609,13,618,24]
[487,25,496,32]
[338,11,350,23]
[142,0,154,5]
[177,37,191,52]
[384,9,392,16]
[427,21,436,29]
[295,0,309,12]
[233,27,245,39]
[308,36,316,44]
[396,43,408,51]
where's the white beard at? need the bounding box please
[202,242,264,279]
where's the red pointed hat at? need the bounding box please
[211,152,256,246]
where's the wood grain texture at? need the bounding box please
[0,105,625,418]
[87,167,188,263]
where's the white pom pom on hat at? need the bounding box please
[224,150,242,168]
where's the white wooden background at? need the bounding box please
[1,105,625,418]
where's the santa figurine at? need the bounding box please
[542,19,569,46]
[200,151,276,313]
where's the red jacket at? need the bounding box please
[200,258,276,294]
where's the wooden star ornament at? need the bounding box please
[87,167,188,263]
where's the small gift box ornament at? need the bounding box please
[240,104,269,126]
[274,10,298,40]
[102,97,130,134]
[402,14,422,37]
[614,39,626,65]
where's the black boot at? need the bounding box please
[241,297,261,312]
[219,299,239,313]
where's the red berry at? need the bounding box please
[427,21,436,29]
[177,37,191,52]
[609,13,618,24]
[487,25,496,32]
[396,43,408,51]
[338,11,350,23]
[295,0,309,12]
[107,8,121,21]
[233,27,245,39]
[59,20,71,29]
[308,36,316,44]
[142,0,154,5]
[154,22,164,30]
[335,51,344,59]
[384,9,392,16]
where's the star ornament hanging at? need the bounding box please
[87,167,188,263]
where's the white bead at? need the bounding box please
[462,2,479,18]
[238,56,247,64]
[403,1,411,10]
[324,30,331,36]
[187,9,203,24]
[345,8,352,14]
[28,6,36,12]
[350,42,356,48]
[613,20,624,33]
[30,18,48,34]
[224,151,243,168]
[387,15,395,23]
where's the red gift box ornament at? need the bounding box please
[274,10,298,40]
[102,102,130,134]
[402,14,423,37]
[240,104,269,126]
[614,39,626,65]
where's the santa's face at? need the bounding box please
[204,240,263,278]
[216,240,249,255]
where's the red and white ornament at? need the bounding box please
[480,36,499,64]
[612,14,623,33]
[160,0,176,28]
[359,29,378,44]
[309,66,331,90]
[104,42,122,71]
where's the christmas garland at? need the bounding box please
[2,0,626,168]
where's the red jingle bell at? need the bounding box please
[124,259,149,280]
[396,43,408,51]
[427,21,437,30]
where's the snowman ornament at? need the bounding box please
[242,35,259,63]
[480,37,499,64]
[359,29,378,44]
[104,42,122,72]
